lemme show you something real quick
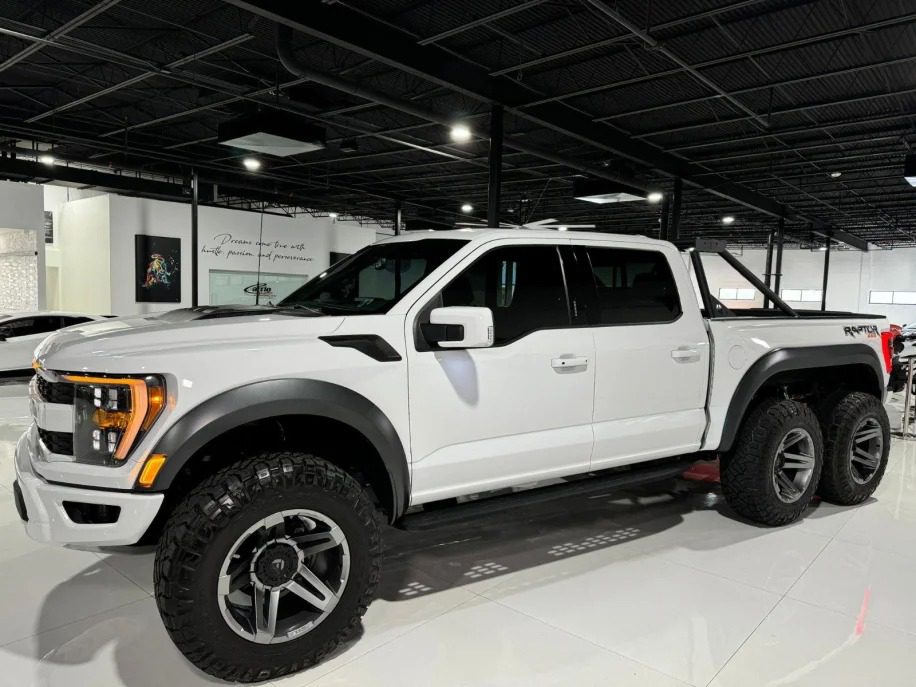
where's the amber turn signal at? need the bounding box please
[138,454,167,488]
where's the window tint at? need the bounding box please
[4,316,61,337]
[282,239,465,315]
[583,247,681,325]
[61,316,93,327]
[441,245,569,344]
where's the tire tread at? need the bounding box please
[721,399,823,526]
[154,452,381,683]
[818,391,890,505]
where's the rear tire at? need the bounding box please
[154,452,381,683]
[817,391,889,505]
[721,398,823,526]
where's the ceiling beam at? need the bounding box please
[417,0,548,45]
[25,34,254,124]
[581,0,769,128]
[522,10,916,107]
[488,0,774,76]
[0,0,122,74]
[225,0,796,221]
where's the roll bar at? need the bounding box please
[680,238,798,318]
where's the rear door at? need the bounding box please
[406,239,596,504]
[571,242,710,469]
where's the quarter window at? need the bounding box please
[440,245,569,344]
[582,247,681,325]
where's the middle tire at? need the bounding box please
[721,398,823,526]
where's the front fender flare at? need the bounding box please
[145,379,410,520]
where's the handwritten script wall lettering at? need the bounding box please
[200,232,314,265]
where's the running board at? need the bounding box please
[398,458,695,531]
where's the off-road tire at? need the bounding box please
[818,391,890,505]
[154,452,381,683]
[721,398,823,526]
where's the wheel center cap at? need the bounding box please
[254,543,299,587]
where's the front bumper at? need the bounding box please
[13,429,164,547]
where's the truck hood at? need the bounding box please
[35,305,346,373]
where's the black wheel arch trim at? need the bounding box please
[144,379,410,520]
[718,343,885,453]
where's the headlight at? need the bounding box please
[64,374,166,466]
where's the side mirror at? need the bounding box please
[422,306,494,349]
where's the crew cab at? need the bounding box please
[13,230,892,683]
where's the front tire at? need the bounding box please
[818,391,890,505]
[154,452,381,683]
[721,399,823,526]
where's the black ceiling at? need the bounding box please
[0,0,913,246]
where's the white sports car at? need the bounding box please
[0,312,106,373]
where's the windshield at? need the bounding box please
[280,238,468,315]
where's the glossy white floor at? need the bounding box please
[2,378,916,687]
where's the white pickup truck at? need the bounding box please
[14,230,892,682]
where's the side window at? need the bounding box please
[61,316,92,327]
[440,245,569,344]
[4,316,61,337]
[583,247,681,325]
[31,316,63,335]
[2,318,35,337]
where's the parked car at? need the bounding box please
[0,312,106,372]
[15,231,892,682]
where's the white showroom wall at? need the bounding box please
[54,195,112,314]
[49,189,378,315]
[702,246,916,323]
[0,180,46,311]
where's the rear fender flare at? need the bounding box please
[718,344,884,452]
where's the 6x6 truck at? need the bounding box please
[14,230,892,682]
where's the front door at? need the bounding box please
[572,242,710,469]
[406,241,595,505]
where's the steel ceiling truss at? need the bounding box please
[0,0,912,246]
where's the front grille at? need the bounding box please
[36,376,75,405]
[38,428,73,455]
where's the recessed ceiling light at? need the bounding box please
[573,178,645,204]
[830,171,842,178]
[557,226,568,231]
[461,203,473,213]
[329,212,338,219]
[722,215,736,225]
[647,191,663,203]
[450,124,472,143]
[242,157,261,171]
[38,154,56,165]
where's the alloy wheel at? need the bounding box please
[218,509,350,644]
[772,428,817,504]
[849,417,883,485]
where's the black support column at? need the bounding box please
[487,105,503,228]
[762,226,775,308]
[669,177,683,243]
[658,195,671,242]
[191,168,199,307]
[773,217,785,299]
[821,234,831,311]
